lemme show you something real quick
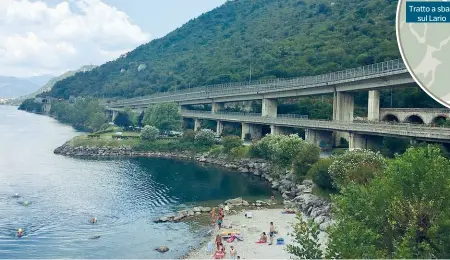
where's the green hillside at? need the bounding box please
[31,65,97,98]
[48,0,401,99]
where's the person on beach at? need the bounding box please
[218,207,224,220]
[269,222,276,245]
[215,234,222,249]
[230,245,237,259]
[258,232,267,243]
[217,214,223,229]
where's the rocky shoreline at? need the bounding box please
[54,142,334,231]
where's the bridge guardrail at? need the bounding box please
[180,110,450,139]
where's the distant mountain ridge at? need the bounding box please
[0,76,40,98]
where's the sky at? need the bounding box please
[0,0,226,78]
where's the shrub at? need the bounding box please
[328,149,387,189]
[292,143,321,182]
[181,130,196,143]
[230,146,249,159]
[140,125,159,141]
[222,135,243,153]
[209,145,223,156]
[286,213,323,259]
[253,134,307,167]
[194,129,215,146]
[309,158,335,191]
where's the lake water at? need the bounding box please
[0,106,274,258]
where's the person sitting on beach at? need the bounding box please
[230,245,237,259]
[17,228,23,238]
[89,217,97,224]
[258,232,267,243]
[282,208,296,214]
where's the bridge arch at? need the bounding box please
[432,115,449,125]
[405,114,425,124]
[382,114,400,123]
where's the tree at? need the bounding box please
[328,149,387,189]
[87,112,107,131]
[292,143,320,182]
[254,134,307,167]
[140,125,159,141]
[308,158,336,191]
[114,111,132,127]
[286,213,323,259]
[195,129,215,146]
[323,145,450,258]
[222,135,243,153]
[143,102,182,131]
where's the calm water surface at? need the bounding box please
[0,106,273,258]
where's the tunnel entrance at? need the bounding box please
[405,115,424,124]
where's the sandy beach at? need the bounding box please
[186,208,328,259]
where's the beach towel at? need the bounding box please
[227,236,235,243]
[235,234,244,241]
[255,241,266,244]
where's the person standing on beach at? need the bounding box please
[269,222,276,245]
[230,245,237,259]
[217,214,223,229]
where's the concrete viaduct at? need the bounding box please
[105,59,450,150]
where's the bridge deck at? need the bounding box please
[181,110,450,142]
[109,59,410,107]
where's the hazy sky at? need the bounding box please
[0,0,226,77]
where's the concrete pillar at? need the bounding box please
[305,128,333,151]
[333,91,354,146]
[216,120,223,136]
[212,102,224,113]
[367,90,380,121]
[262,98,277,117]
[270,125,292,135]
[334,91,354,122]
[348,133,377,151]
[194,118,201,131]
[242,123,263,140]
[112,110,119,122]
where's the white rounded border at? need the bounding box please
[395,0,450,109]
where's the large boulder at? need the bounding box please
[225,197,243,205]
[200,206,211,212]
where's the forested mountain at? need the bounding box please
[30,65,97,98]
[49,0,401,99]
